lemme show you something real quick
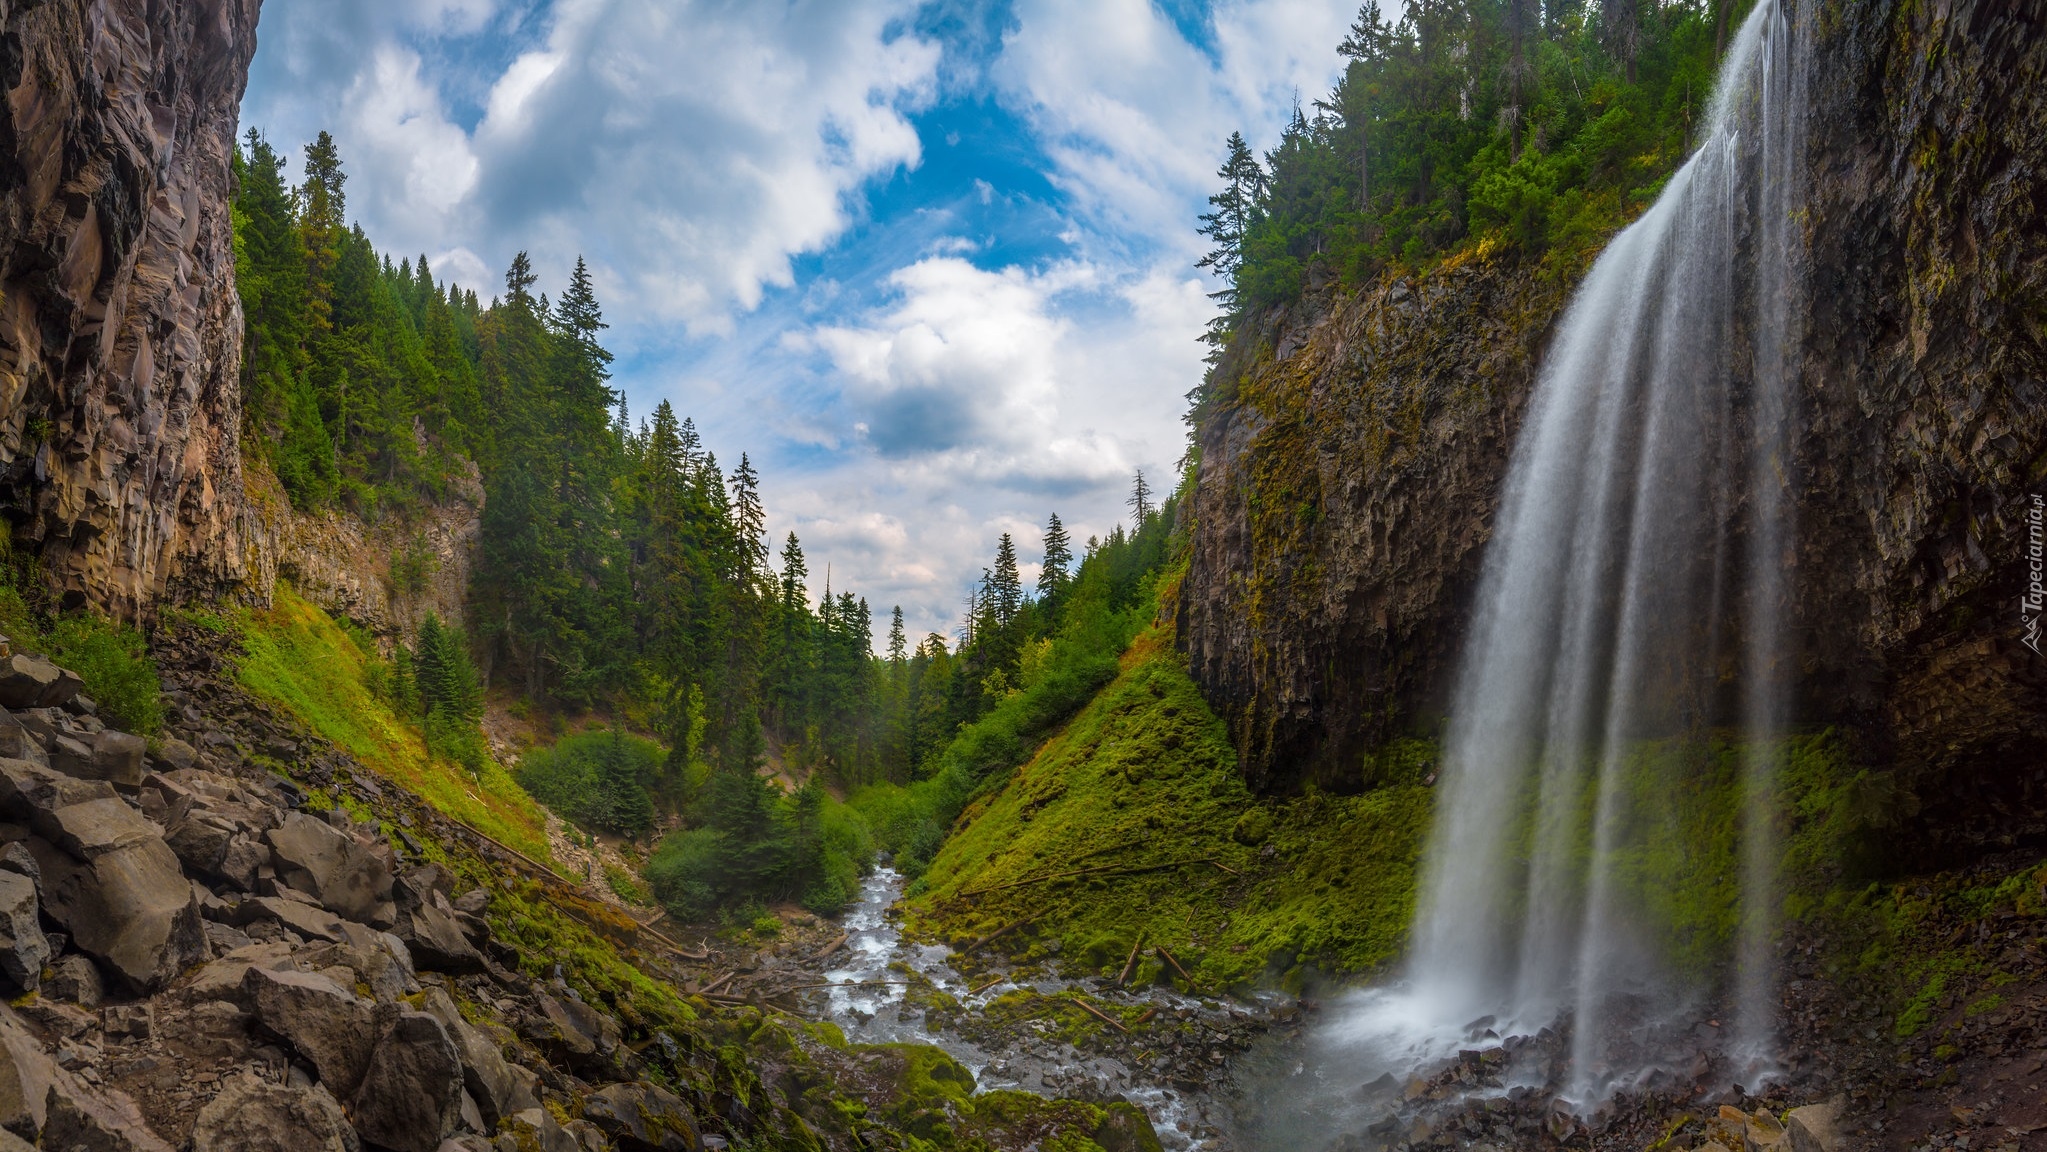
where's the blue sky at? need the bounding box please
[241,0,1357,641]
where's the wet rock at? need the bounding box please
[190,1076,359,1152]
[350,1012,463,1152]
[28,833,210,993]
[582,1081,702,1151]
[242,966,378,1097]
[266,814,395,925]
[0,872,48,992]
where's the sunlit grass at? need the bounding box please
[235,584,555,866]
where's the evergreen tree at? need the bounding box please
[1037,513,1072,607]
[887,606,907,665]
[989,534,1023,627]
[1129,471,1155,524]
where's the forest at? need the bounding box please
[230,131,1183,918]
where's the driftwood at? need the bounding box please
[969,974,1008,995]
[1116,933,1146,988]
[784,980,912,992]
[697,971,736,997]
[815,932,850,960]
[1072,998,1130,1034]
[1133,1007,1158,1025]
[960,858,1222,897]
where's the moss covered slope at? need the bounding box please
[905,627,1432,990]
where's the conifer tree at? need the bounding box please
[887,606,907,665]
[1037,513,1072,606]
[989,534,1023,627]
[1129,471,1155,524]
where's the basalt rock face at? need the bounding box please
[0,0,262,619]
[1180,0,2047,829]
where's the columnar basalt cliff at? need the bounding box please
[1180,0,2047,839]
[0,0,261,618]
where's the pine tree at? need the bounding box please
[989,534,1023,627]
[1037,513,1072,606]
[887,606,907,664]
[730,454,767,584]
[1196,131,1265,334]
[1129,471,1155,524]
[595,727,654,837]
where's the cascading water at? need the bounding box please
[1404,0,1807,1102]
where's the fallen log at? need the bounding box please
[1116,933,1146,988]
[697,971,736,997]
[1073,998,1131,1034]
[1155,946,1200,992]
[965,921,1026,952]
[969,974,1007,995]
[816,932,850,960]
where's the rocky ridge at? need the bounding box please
[1177,0,2047,828]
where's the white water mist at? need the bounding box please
[1406,0,1806,1100]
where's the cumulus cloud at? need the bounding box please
[248,0,940,330]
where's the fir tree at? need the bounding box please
[1037,513,1072,606]
[989,534,1023,627]
[887,606,907,664]
[1129,471,1155,524]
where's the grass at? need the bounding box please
[903,626,1433,991]
[233,584,555,864]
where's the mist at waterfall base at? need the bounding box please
[1230,3,1807,1145]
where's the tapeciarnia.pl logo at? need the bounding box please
[2025,493,2044,656]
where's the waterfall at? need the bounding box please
[1406,0,1805,1099]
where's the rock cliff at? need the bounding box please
[1179,0,2047,848]
[0,0,263,619]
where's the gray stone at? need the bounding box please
[0,758,115,822]
[231,895,351,944]
[0,654,66,710]
[39,1077,174,1152]
[151,738,197,771]
[44,954,103,1008]
[49,734,96,779]
[1785,1101,1842,1152]
[0,872,48,992]
[191,1076,359,1152]
[437,1136,492,1152]
[29,835,209,993]
[417,987,536,1131]
[45,797,161,859]
[165,811,235,876]
[0,1003,60,1136]
[394,871,484,974]
[507,1108,582,1152]
[266,813,394,925]
[174,942,296,1007]
[0,713,47,768]
[582,1081,702,1151]
[243,966,379,1098]
[90,732,147,789]
[351,1011,462,1152]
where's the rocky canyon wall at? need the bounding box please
[1179,0,2047,857]
[0,0,263,619]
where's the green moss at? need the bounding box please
[229,584,555,864]
[905,627,1432,987]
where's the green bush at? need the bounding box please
[516,726,665,836]
[645,771,872,920]
[43,616,164,735]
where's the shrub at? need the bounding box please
[42,616,163,735]
[516,726,665,837]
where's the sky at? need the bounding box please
[240,0,1357,643]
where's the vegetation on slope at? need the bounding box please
[0,528,164,735]
[904,626,1433,991]
[229,584,555,863]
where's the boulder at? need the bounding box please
[38,1077,174,1152]
[0,1004,60,1136]
[0,713,47,768]
[393,870,484,974]
[176,942,297,1007]
[45,797,161,859]
[1786,1101,1843,1152]
[0,1126,28,1151]
[230,895,352,944]
[89,731,147,788]
[49,735,97,779]
[582,1081,702,1151]
[417,988,536,1131]
[190,1076,359,1152]
[165,811,236,876]
[0,873,48,992]
[350,1011,462,1152]
[151,738,197,771]
[44,954,103,1007]
[0,654,75,710]
[29,835,210,993]
[0,758,116,822]
[507,1108,583,1152]
[436,1136,492,1152]
[266,814,394,925]
[241,966,378,1098]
